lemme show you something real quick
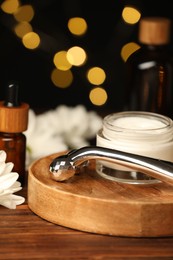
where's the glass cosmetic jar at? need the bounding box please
[96,111,173,184]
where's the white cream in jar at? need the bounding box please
[96,111,173,184]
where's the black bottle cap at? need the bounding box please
[4,81,21,107]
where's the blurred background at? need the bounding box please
[0,0,173,114]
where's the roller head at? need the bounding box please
[49,155,76,181]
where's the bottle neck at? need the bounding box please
[140,43,169,51]
[0,132,25,136]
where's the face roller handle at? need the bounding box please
[49,146,173,185]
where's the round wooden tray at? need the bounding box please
[28,152,173,237]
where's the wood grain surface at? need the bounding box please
[28,152,173,238]
[0,186,173,258]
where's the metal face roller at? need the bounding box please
[49,146,173,185]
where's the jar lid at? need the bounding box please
[139,17,171,45]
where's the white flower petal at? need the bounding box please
[0,151,25,209]
[0,162,6,176]
[0,150,7,163]
[24,109,36,138]
[0,194,25,209]
[24,105,102,167]
[0,162,14,176]
[0,172,19,190]
[10,180,22,189]
[0,187,22,196]
[11,194,25,205]
[66,105,89,136]
[85,111,102,139]
[67,137,89,149]
[0,197,16,209]
[1,181,22,195]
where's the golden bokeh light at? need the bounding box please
[14,22,33,38]
[122,6,141,24]
[22,32,40,49]
[68,17,87,36]
[14,4,34,22]
[67,46,87,66]
[87,67,106,85]
[1,0,19,14]
[51,68,73,88]
[121,42,140,62]
[53,51,72,71]
[89,87,108,106]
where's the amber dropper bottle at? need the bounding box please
[124,17,173,118]
[0,82,29,185]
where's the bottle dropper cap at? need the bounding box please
[139,17,171,45]
[0,81,29,133]
[4,81,20,107]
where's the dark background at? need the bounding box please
[0,0,173,114]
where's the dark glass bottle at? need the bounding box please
[0,82,29,185]
[124,17,173,118]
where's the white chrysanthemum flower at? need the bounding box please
[25,109,67,167]
[0,150,25,209]
[24,105,102,166]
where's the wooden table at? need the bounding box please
[1,182,173,259]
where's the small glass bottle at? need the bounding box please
[0,82,29,185]
[96,111,173,184]
[124,17,173,118]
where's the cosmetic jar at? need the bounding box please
[96,111,173,184]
